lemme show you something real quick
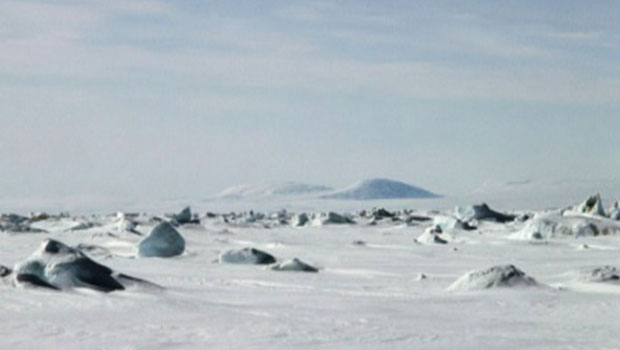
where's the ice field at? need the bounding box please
[2,188,620,349]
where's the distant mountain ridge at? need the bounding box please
[322,178,439,200]
[216,182,333,199]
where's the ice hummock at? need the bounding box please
[416,226,448,244]
[136,222,186,258]
[513,212,620,240]
[454,203,515,223]
[171,206,196,224]
[218,247,277,265]
[0,213,46,233]
[13,239,154,292]
[574,266,620,283]
[568,194,607,217]
[448,265,539,291]
[291,213,310,227]
[312,212,355,225]
[270,258,318,272]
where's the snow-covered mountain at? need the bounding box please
[215,182,333,199]
[322,178,439,200]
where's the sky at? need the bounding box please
[1,0,619,202]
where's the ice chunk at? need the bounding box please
[291,213,310,227]
[312,212,355,225]
[219,247,276,265]
[513,213,620,240]
[432,215,475,231]
[575,194,606,217]
[609,201,620,220]
[173,206,196,224]
[576,266,620,283]
[137,222,185,258]
[455,203,515,223]
[0,264,11,277]
[270,258,318,272]
[416,226,448,244]
[13,239,154,292]
[0,213,46,233]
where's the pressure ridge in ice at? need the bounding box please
[455,203,516,223]
[136,222,186,258]
[13,239,153,292]
[448,265,539,291]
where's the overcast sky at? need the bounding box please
[1,0,619,200]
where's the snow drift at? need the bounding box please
[270,258,318,272]
[448,265,539,291]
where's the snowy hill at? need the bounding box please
[322,178,439,200]
[215,182,333,199]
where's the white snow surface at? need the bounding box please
[4,202,620,349]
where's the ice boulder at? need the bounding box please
[608,201,620,220]
[448,264,539,291]
[455,203,515,223]
[270,258,318,272]
[416,226,448,244]
[0,213,45,233]
[433,215,475,231]
[312,212,355,225]
[371,208,395,220]
[291,213,310,227]
[575,266,620,283]
[219,247,276,265]
[171,206,199,224]
[117,213,140,235]
[0,265,12,277]
[13,239,155,292]
[574,194,606,217]
[136,222,185,258]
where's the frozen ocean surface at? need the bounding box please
[1,189,620,349]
